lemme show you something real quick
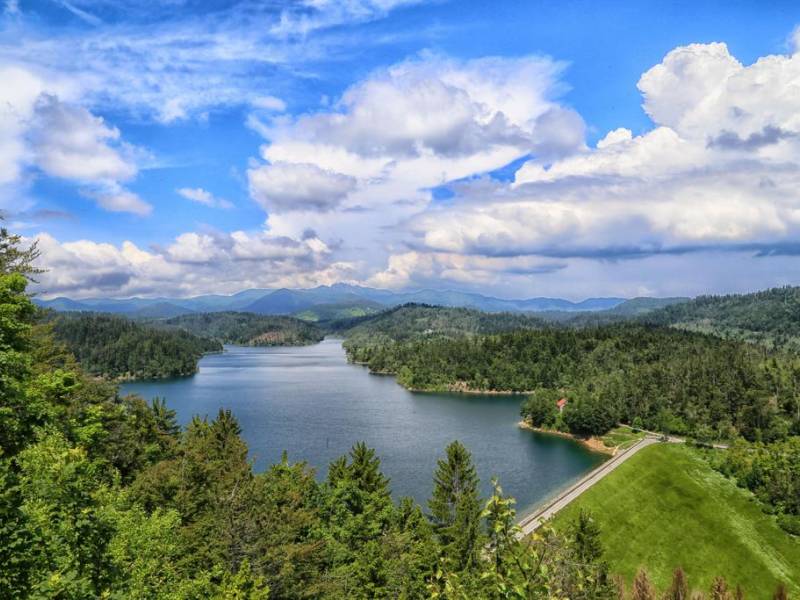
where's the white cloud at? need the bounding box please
[249,53,581,255]
[362,39,800,296]
[84,184,152,216]
[251,96,287,112]
[177,187,233,209]
[31,228,358,298]
[0,65,148,215]
[30,94,137,182]
[248,162,357,213]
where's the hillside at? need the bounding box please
[341,303,545,356]
[161,311,325,346]
[537,297,690,324]
[644,286,800,350]
[551,444,800,596]
[351,323,799,442]
[49,312,221,380]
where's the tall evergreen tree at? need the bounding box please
[428,440,483,571]
[710,576,732,600]
[631,568,656,600]
[665,568,690,600]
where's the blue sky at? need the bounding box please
[3,0,800,299]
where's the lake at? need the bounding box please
[121,339,605,515]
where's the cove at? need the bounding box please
[121,339,605,514]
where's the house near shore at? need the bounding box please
[556,397,568,413]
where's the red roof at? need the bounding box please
[556,398,568,408]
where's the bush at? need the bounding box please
[777,514,800,536]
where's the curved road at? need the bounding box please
[518,436,661,536]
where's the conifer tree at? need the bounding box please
[773,584,788,600]
[428,440,483,571]
[631,568,656,600]
[665,568,689,600]
[348,441,390,495]
[572,509,604,563]
[711,576,732,600]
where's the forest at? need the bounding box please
[159,311,325,346]
[641,286,800,351]
[341,303,544,355]
[347,324,800,443]
[49,312,222,380]
[1,229,789,598]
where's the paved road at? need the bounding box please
[517,436,661,536]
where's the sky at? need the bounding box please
[3,0,800,300]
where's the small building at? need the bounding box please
[556,397,568,413]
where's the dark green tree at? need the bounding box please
[428,440,483,571]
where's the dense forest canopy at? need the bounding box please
[48,312,222,380]
[341,303,545,358]
[159,311,325,346]
[348,324,800,443]
[642,286,800,351]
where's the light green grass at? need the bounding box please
[600,425,645,450]
[551,444,800,598]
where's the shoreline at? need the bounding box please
[518,421,616,456]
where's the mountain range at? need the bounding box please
[34,283,631,320]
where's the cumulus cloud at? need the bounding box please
[30,94,138,182]
[31,228,357,298]
[249,53,582,254]
[351,38,800,296]
[177,187,233,209]
[397,41,800,270]
[264,54,578,160]
[248,162,357,213]
[0,65,149,215]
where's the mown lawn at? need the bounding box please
[551,444,800,598]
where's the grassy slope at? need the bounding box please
[551,444,800,597]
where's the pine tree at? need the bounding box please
[773,584,788,600]
[711,577,732,600]
[665,568,689,600]
[631,568,656,600]
[348,441,390,495]
[428,440,483,571]
[572,509,604,563]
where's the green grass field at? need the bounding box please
[551,444,800,597]
[600,425,646,450]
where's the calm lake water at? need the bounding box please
[121,339,605,514]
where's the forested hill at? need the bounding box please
[49,312,222,380]
[643,286,800,350]
[160,311,324,346]
[354,324,800,443]
[341,303,545,360]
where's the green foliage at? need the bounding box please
[644,286,800,352]
[49,312,222,380]
[342,303,544,364]
[160,311,324,346]
[0,225,43,279]
[351,324,799,440]
[718,437,800,518]
[519,389,560,428]
[562,390,618,437]
[428,441,483,572]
